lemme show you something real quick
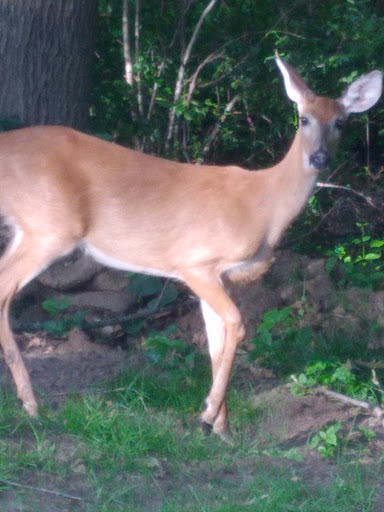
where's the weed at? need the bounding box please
[326,222,384,289]
[41,297,87,336]
[143,326,197,370]
[309,422,341,458]
[358,426,376,441]
[291,360,379,403]
[127,274,178,308]
[249,306,313,375]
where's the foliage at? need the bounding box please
[249,306,313,375]
[0,116,23,132]
[309,422,341,458]
[326,222,384,288]
[92,0,384,168]
[41,298,87,336]
[250,303,384,410]
[291,360,380,403]
[127,274,178,308]
[143,327,197,370]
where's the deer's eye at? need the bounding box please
[300,116,309,126]
[335,119,344,130]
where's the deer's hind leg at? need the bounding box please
[0,217,77,416]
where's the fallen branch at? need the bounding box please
[316,386,381,413]
[13,297,196,334]
[291,373,384,430]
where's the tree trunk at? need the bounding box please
[0,0,97,130]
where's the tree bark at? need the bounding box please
[0,0,97,130]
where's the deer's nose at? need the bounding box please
[309,150,331,170]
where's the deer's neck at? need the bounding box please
[265,130,318,246]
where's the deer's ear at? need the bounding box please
[339,70,382,114]
[275,54,314,106]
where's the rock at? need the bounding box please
[371,291,384,327]
[38,249,102,291]
[322,305,361,332]
[65,290,136,314]
[267,250,304,287]
[306,258,327,279]
[55,328,104,354]
[304,258,335,308]
[231,282,280,336]
[346,289,384,327]
[90,268,130,292]
[279,283,300,304]
[305,275,335,309]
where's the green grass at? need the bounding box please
[0,406,378,512]
[0,334,383,511]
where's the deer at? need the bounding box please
[0,55,381,440]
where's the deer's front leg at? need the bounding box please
[183,270,245,440]
[201,300,232,438]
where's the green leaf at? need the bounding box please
[325,425,340,446]
[42,297,70,317]
[370,240,384,248]
[258,330,273,346]
[309,435,320,449]
[364,253,381,260]
[128,274,164,298]
[325,256,337,274]
[147,284,178,309]
[298,373,308,385]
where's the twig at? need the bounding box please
[202,92,242,160]
[316,181,377,208]
[372,369,384,395]
[0,477,83,502]
[313,157,358,191]
[186,50,224,103]
[122,0,133,86]
[151,279,170,310]
[317,386,375,410]
[271,30,306,39]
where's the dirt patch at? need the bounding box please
[0,329,132,410]
[250,385,356,445]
